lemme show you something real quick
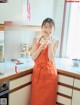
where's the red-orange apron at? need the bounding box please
[31,38,58,105]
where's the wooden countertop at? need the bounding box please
[0,58,80,82]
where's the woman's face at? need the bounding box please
[42,22,54,35]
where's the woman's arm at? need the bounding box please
[31,37,46,61]
[48,40,59,61]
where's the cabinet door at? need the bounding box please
[72,90,80,105]
[72,79,80,105]
[9,85,31,105]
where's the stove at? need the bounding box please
[0,80,9,105]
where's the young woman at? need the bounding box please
[30,18,59,105]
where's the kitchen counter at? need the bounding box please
[0,57,35,82]
[55,58,80,79]
[0,58,80,82]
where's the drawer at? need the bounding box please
[58,85,72,96]
[58,74,74,86]
[57,95,71,105]
[9,74,32,90]
[74,79,80,88]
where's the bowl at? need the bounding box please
[72,59,80,67]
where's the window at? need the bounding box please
[65,3,80,59]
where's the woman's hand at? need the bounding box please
[42,32,52,42]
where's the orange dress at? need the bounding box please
[31,37,58,105]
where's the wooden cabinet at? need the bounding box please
[72,79,80,105]
[9,85,31,105]
[72,90,80,105]
[9,74,32,105]
[57,74,74,105]
[57,74,80,105]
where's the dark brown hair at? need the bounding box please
[41,18,55,28]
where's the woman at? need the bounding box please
[31,18,59,105]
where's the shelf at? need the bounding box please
[0,24,41,31]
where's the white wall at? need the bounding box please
[0,0,64,29]
[0,0,55,25]
[0,0,22,23]
[4,26,36,60]
[25,0,54,25]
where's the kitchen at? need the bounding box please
[0,0,80,105]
